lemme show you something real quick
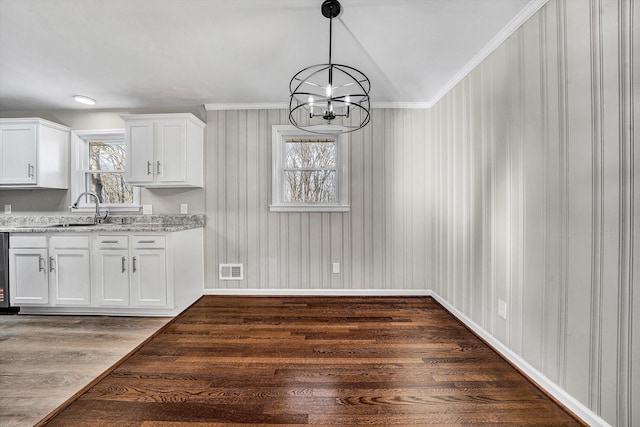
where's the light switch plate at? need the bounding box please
[142,204,153,215]
[332,263,340,274]
[4,205,11,214]
[180,204,188,214]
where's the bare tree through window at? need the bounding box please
[284,138,337,203]
[87,141,133,204]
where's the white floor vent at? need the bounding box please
[219,263,243,280]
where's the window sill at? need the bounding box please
[269,205,350,213]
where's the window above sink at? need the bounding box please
[71,130,140,213]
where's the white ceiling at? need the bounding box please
[0,0,543,112]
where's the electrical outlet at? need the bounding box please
[4,205,11,214]
[142,204,153,215]
[498,299,508,320]
[332,263,340,274]
[180,204,188,214]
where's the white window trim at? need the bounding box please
[70,129,140,213]
[270,125,349,212]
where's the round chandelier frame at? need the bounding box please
[289,0,371,134]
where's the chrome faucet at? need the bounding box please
[71,192,109,224]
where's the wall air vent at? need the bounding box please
[219,263,243,280]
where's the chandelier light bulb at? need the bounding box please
[326,85,332,97]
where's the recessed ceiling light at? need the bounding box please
[73,95,96,105]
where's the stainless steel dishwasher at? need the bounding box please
[0,232,19,313]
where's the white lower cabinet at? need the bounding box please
[94,234,168,308]
[94,248,130,306]
[9,235,90,306]
[9,228,204,316]
[9,247,49,305]
[131,250,167,306]
[10,229,203,315]
[50,248,91,306]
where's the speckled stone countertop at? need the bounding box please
[0,214,205,233]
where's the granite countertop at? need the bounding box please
[0,214,205,233]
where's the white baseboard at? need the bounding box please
[203,288,432,297]
[200,286,609,427]
[430,292,611,427]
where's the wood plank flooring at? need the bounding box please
[41,296,583,426]
[0,314,169,427]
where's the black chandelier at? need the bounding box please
[289,0,371,134]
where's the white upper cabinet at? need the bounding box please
[0,118,69,188]
[125,120,155,184]
[122,113,205,188]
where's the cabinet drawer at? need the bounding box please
[132,235,166,249]
[49,235,90,249]
[10,234,47,248]
[96,235,128,249]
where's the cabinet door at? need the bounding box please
[131,249,167,307]
[125,120,154,183]
[94,249,130,306]
[156,119,187,183]
[50,249,91,306]
[0,124,37,184]
[9,248,49,305]
[155,120,187,183]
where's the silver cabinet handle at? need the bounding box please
[121,256,126,273]
[49,256,55,272]
[38,256,45,272]
[132,256,137,273]
[28,163,34,178]
[101,240,118,244]
[147,161,152,175]
[138,240,155,244]
[157,161,161,175]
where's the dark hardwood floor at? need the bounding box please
[41,296,584,426]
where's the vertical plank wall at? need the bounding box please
[204,0,637,425]
[428,0,638,426]
[206,108,434,291]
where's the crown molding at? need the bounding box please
[427,0,548,107]
[371,101,433,109]
[204,0,548,115]
[204,101,435,111]
[205,102,287,111]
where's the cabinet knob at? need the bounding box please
[147,161,152,175]
[122,256,126,273]
[157,161,161,175]
[132,256,137,273]
[28,163,34,178]
[38,256,45,272]
[49,256,55,272]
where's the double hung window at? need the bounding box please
[271,125,349,212]
[71,130,139,212]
